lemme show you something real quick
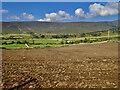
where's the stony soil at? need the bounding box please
[2,43,119,89]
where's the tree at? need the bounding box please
[23,40,29,44]
[11,41,15,44]
[3,42,7,45]
[33,35,39,38]
[65,40,68,44]
[97,33,101,36]
[70,41,74,44]
[83,38,88,43]
[9,35,14,39]
[17,41,22,44]
[89,40,93,43]
[33,40,35,44]
[41,35,45,38]
[80,33,85,37]
[61,40,64,44]
[74,40,80,44]
[29,32,35,35]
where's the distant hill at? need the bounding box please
[2,20,119,34]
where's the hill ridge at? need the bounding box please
[2,20,119,34]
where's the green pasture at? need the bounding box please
[1,33,119,48]
[0,44,70,48]
[0,44,27,48]
[2,39,61,44]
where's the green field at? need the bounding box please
[1,36,119,48]
[2,39,60,44]
[1,27,119,49]
[0,44,70,48]
[0,44,27,48]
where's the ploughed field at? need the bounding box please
[2,43,118,88]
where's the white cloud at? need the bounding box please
[89,3,118,16]
[75,2,119,19]
[106,2,118,9]
[38,10,73,22]
[6,16,20,20]
[0,9,8,13]
[75,8,86,18]
[22,12,34,20]
[3,2,119,21]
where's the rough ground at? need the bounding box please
[2,43,119,88]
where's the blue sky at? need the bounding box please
[1,2,119,22]
[2,0,120,2]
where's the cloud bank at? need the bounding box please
[38,2,119,22]
[75,2,118,19]
[6,16,20,20]
[6,12,34,20]
[22,12,34,20]
[3,2,119,21]
[38,10,73,22]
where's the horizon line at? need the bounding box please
[1,19,119,23]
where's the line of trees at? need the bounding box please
[3,36,118,45]
[2,40,29,45]
[2,27,119,40]
[60,37,111,44]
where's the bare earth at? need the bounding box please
[2,43,118,88]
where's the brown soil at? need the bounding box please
[2,43,119,88]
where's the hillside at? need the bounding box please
[2,20,119,34]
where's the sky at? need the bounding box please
[1,0,120,2]
[1,2,119,22]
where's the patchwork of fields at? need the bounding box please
[2,43,118,88]
[1,35,119,49]
[1,27,119,49]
